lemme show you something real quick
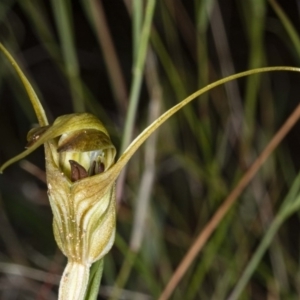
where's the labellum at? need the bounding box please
[56,128,113,182]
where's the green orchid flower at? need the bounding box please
[0,44,120,300]
[1,43,300,300]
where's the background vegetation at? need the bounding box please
[0,0,300,299]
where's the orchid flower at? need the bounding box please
[0,43,299,300]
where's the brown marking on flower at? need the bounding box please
[97,162,105,174]
[26,125,50,148]
[69,160,88,182]
[88,161,105,176]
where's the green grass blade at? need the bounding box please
[120,0,156,153]
[269,0,300,56]
[84,259,104,300]
[51,0,85,112]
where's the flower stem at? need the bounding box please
[59,261,90,300]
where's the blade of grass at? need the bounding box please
[151,27,211,161]
[81,0,128,114]
[84,259,104,300]
[194,0,214,162]
[241,0,266,143]
[269,0,300,56]
[252,175,289,291]
[210,1,243,140]
[114,233,161,296]
[19,0,61,61]
[120,0,156,153]
[185,211,233,300]
[51,0,85,112]
[132,0,143,61]
[164,0,196,61]
[116,0,156,205]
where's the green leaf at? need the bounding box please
[84,259,104,300]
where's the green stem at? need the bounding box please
[120,0,156,153]
[51,0,85,112]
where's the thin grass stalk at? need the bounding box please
[252,176,289,290]
[51,0,85,112]
[195,0,213,91]
[132,0,143,61]
[195,0,214,162]
[109,251,136,300]
[150,28,185,99]
[160,0,187,88]
[185,212,232,300]
[82,0,128,114]
[158,1,205,162]
[150,28,203,157]
[114,234,160,294]
[116,0,156,205]
[242,0,266,143]
[210,1,243,140]
[120,0,156,153]
[19,0,60,61]
[164,0,196,61]
[195,0,213,92]
[269,0,300,56]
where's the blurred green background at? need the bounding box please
[1,0,300,299]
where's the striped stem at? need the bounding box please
[59,261,90,300]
